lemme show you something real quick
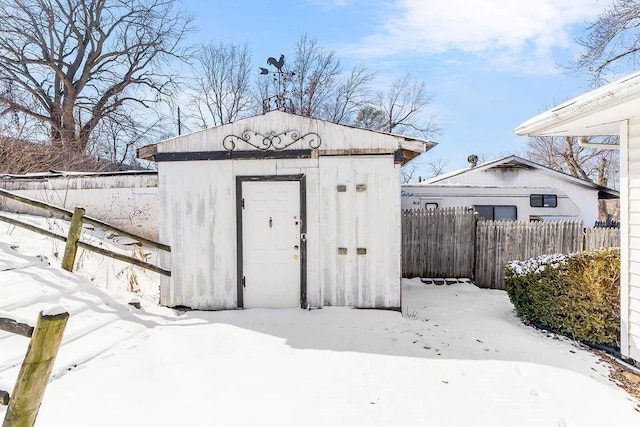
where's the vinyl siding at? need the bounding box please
[625,118,640,361]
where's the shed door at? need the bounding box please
[242,181,301,308]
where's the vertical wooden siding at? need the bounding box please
[402,209,620,289]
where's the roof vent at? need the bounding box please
[467,154,479,168]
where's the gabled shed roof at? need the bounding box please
[424,155,619,199]
[138,110,436,165]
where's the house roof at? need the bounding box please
[424,155,619,199]
[137,110,436,165]
[514,71,640,137]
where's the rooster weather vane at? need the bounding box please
[260,54,295,113]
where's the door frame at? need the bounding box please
[236,174,307,309]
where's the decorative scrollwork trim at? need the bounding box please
[223,130,321,151]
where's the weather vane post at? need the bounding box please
[260,54,295,113]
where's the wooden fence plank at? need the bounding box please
[77,241,171,276]
[0,215,66,243]
[0,188,170,252]
[0,318,34,338]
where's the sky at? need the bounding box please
[183,0,616,177]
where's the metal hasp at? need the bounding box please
[260,53,296,113]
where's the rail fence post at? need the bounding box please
[3,310,69,427]
[61,207,85,272]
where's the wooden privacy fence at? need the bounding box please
[402,207,476,279]
[0,188,170,276]
[474,220,583,289]
[1,310,69,427]
[402,208,621,289]
[585,226,621,250]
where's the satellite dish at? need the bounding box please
[467,154,479,167]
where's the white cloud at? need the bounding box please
[308,0,351,8]
[346,0,613,73]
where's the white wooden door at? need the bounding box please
[242,181,301,308]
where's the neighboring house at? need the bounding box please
[0,170,159,239]
[514,71,640,364]
[402,155,618,225]
[137,110,435,310]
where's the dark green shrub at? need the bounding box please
[505,248,620,348]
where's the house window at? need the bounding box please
[530,194,557,208]
[424,202,438,210]
[474,205,517,221]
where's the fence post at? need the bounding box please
[471,212,479,281]
[3,310,69,427]
[61,207,85,272]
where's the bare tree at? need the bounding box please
[353,74,440,139]
[191,42,255,128]
[320,66,374,125]
[376,73,440,138]
[0,0,193,154]
[570,0,640,85]
[88,107,170,169]
[424,156,450,178]
[399,156,450,184]
[290,35,341,117]
[0,79,48,143]
[525,136,619,185]
[525,135,620,220]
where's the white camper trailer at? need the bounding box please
[401,184,582,222]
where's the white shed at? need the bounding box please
[515,71,640,364]
[138,110,434,310]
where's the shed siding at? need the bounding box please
[319,156,401,307]
[159,161,238,309]
[158,157,325,309]
[626,117,640,360]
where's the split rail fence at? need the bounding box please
[0,187,172,425]
[0,188,170,276]
[402,207,620,289]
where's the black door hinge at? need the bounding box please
[241,198,245,209]
[242,276,246,288]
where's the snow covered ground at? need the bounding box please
[0,213,639,426]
